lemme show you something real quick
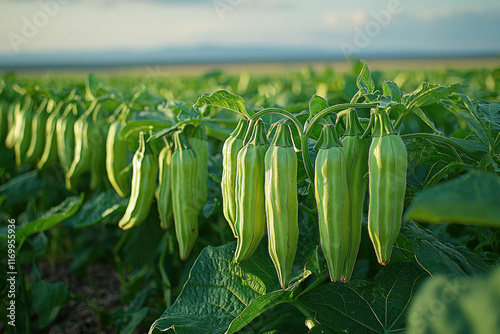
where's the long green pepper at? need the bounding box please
[156,138,174,230]
[264,123,298,289]
[187,125,209,210]
[368,109,407,265]
[171,131,199,261]
[38,100,65,170]
[56,103,78,173]
[221,119,248,236]
[314,124,351,282]
[119,131,158,230]
[339,109,370,282]
[106,106,132,197]
[234,120,269,263]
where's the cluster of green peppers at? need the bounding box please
[222,119,299,288]
[221,107,407,287]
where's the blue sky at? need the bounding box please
[0,0,499,61]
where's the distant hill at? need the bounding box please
[0,45,498,69]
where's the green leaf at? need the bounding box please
[356,60,375,95]
[150,242,283,334]
[412,107,441,134]
[404,172,500,226]
[441,93,496,145]
[382,80,401,102]
[396,221,493,277]
[226,269,311,334]
[403,82,458,110]
[0,170,48,207]
[4,194,84,243]
[298,262,428,334]
[63,190,128,228]
[404,137,462,190]
[308,95,329,120]
[31,280,70,329]
[193,90,247,117]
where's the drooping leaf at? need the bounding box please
[2,194,84,243]
[31,280,70,329]
[298,262,428,334]
[404,172,500,227]
[63,190,129,228]
[193,90,248,117]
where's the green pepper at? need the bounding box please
[171,131,199,261]
[368,109,407,265]
[221,119,249,236]
[234,120,269,263]
[119,131,158,230]
[264,122,298,288]
[314,124,351,282]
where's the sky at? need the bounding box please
[0,0,499,64]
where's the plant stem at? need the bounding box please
[298,203,317,215]
[159,233,172,308]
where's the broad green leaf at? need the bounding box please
[0,170,48,207]
[193,90,247,117]
[407,266,500,334]
[404,137,462,190]
[298,262,428,334]
[308,95,329,119]
[396,221,493,277]
[31,280,70,329]
[382,80,401,102]
[6,194,84,243]
[440,94,490,144]
[403,82,458,110]
[238,303,307,334]
[63,190,128,228]
[150,242,281,334]
[226,269,311,334]
[356,60,375,95]
[404,172,500,227]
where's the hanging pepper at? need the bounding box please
[339,109,370,282]
[264,122,298,288]
[156,138,174,230]
[119,131,158,230]
[234,120,269,263]
[221,119,248,236]
[171,130,199,261]
[368,109,407,265]
[314,124,351,282]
